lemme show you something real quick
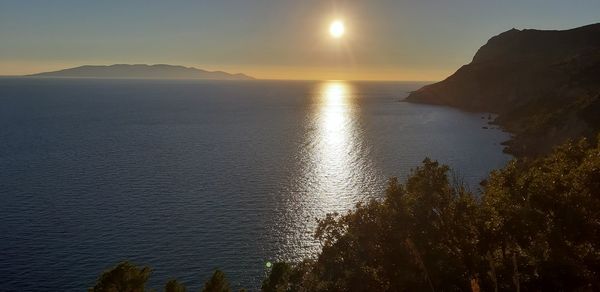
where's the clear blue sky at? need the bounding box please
[1,0,599,80]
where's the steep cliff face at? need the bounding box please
[407,23,600,157]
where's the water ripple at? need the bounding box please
[0,79,511,291]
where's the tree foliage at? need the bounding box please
[262,262,292,292]
[481,136,600,290]
[165,279,187,292]
[89,262,151,292]
[90,264,230,292]
[283,158,481,291]
[202,269,231,292]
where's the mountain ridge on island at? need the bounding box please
[406,23,600,157]
[28,64,255,80]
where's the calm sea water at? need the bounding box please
[0,78,511,291]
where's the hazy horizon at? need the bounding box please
[0,64,440,82]
[1,1,600,80]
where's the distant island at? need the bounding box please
[28,64,255,80]
[407,23,600,157]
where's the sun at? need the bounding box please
[329,20,345,38]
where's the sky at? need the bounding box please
[1,0,599,80]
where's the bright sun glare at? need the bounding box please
[329,20,345,38]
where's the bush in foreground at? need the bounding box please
[90,264,232,292]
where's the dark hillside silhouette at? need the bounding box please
[407,23,600,156]
[29,64,254,80]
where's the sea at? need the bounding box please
[0,78,511,291]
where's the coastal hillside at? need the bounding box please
[28,64,254,80]
[407,23,600,156]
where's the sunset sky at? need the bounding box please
[1,0,599,80]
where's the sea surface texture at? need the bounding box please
[0,78,511,291]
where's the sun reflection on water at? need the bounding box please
[320,82,351,152]
[277,81,380,261]
[317,82,358,190]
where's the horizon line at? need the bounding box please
[0,62,447,83]
[0,75,439,83]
